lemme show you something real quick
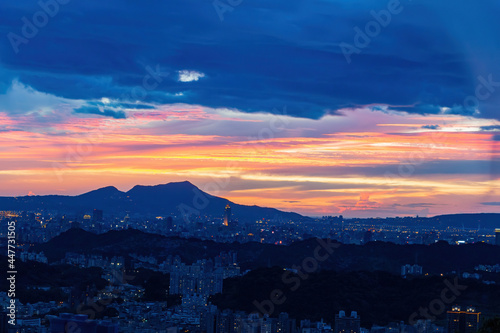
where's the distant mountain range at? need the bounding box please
[424,213,500,229]
[0,181,304,222]
[0,181,499,225]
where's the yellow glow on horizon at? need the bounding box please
[0,106,498,216]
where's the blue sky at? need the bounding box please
[0,0,499,217]
[1,0,500,120]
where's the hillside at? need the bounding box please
[0,181,304,222]
[35,228,500,274]
[211,267,500,327]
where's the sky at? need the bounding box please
[0,0,499,217]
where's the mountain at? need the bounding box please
[427,213,500,229]
[0,181,304,222]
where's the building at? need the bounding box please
[277,312,296,333]
[201,309,297,333]
[401,264,423,276]
[261,315,277,333]
[169,265,223,296]
[166,216,174,230]
[411,319,445,333]
[47,313,118,333]
[334,311,360,333]
[223,205,231,226]
[181,293,208,311]
[362,230,373,244]
[217,310,234,333]
[495,228,500,246]
[93,209,103,222]
[447,306,480,333]
[0,310,9,333]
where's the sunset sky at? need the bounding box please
[0,0,499,217]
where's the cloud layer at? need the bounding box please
[0,84,498,217]
[1,0,500,120]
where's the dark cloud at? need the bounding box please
[0,1,500,120]
[395,203,439,208]
[0,128,22,133]
[88,101,156,110]
[481,125,500,131]
[73,106,126,119]
[421,124,440,130]
[265,159,500,177]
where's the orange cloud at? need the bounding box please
[0,106,498,217]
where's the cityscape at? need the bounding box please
[1,0,500,333]
[1,186,500,332]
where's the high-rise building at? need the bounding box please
[495,228,500,246]
[201,307,219,333]
[93,209,103,222]
[169,263,224,296]
[362,230,373,244]
[334,311,360,333]
[223,205,231,226]
[261,316,277,333]
[166,216,174,230]
[0,310,9,333]
[447,306,481,333]
[277,312,296,333]
[217,310,234,333]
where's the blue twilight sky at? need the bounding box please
[1,0,500,120]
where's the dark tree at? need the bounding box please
[478,317,500,333]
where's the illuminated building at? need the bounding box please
[334,311,360,333]
[447,306,480,333]
[223,205,231,227]
[495,228,500,246]
[277,312,296,333]
[169,264,224,296]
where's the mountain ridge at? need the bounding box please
[1,182,499,224]
[0,180,304,222]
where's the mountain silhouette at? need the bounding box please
[0,181,304,222]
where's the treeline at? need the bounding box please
[211,267,500,327]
